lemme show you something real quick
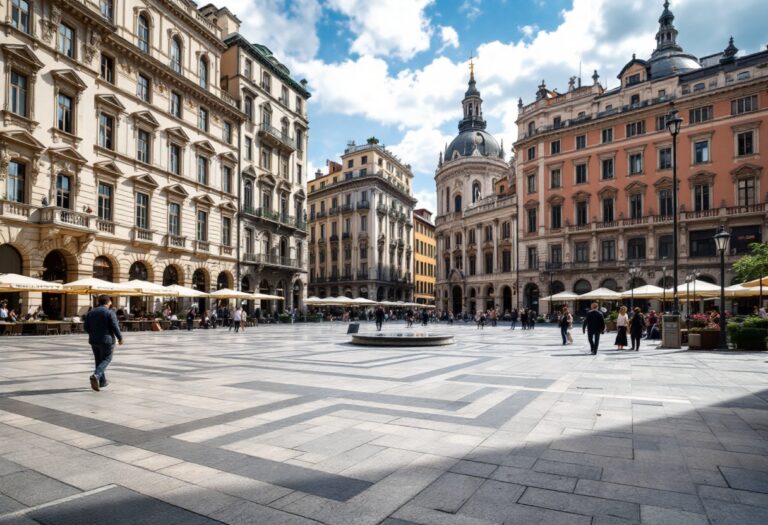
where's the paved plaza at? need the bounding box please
[0,323,767,524]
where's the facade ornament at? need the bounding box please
[592,70,600,85]
[119,60,134,75]
[0,144,8,181]
[83,31,103,65]
[41,6,62,43]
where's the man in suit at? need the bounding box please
[582,302,606,355]
[84,295,123,391]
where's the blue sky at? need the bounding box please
[227,0,768,212]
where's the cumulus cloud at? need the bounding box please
[438,25,460,53]
[413,189,437,215]
[459,0,482,21]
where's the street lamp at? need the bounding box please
[714,227,731,349]
[666,107,683,314]
[628,266,641,310]
[662,264,668,312]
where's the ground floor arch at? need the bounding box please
[452,285,463,315]
[501,285,512,314]
[0,244,23,312]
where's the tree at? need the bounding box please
[733,242,768,283]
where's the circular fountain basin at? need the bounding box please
[351,332,454,347]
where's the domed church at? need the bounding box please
[434,67,518,316]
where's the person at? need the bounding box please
[186,307,195,331]
[520,309,528,330]
[0,302,8,320]
[760,306,767,319]
[83,295,123,391]
[510,309,518,330]
[233,306,242,332]
[490,309,497,327]
[629,307,645,351]
[8,309,18,322]
[528,311,536,330]
[559,306,571,345]
[406,309,414,328]
[614,306,629,350]
[421,309,429,326]
[582,302,606,355]
[375,306,385,331]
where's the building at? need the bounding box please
[218,22,311,313]
[434,68,518,315]
[413,208,436,305]
[514,1,768,314]
[307,138,416,301]
[0,0,245,318]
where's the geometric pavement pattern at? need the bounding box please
[0,322,767,524]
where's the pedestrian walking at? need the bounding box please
[559,306,572,345]
[629,307,645,351]
[529,311,536,330]
[375,306,385,331]
[233,306,242,332]
[490,309,497,327]
[520,309,528,330]
[510,308,517,330]
[186,307,195,331]
[83,295,123,391]
[614,305,629,350]
[582,302,606,355]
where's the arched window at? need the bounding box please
[573,279,592,294]
[93,256,113,282]
[601,278,618,291]
[243,180,253,210]
[162,265,179,286]
[472,181,481,203]
[129,261,148,281]
[170,36,182,73]
[137,13,150,53]
[454,194,462,212]
[198,56,208,89]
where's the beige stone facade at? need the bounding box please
[413,208,435,305]
[307,139,416,301]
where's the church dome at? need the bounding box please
[445,130,502,161]
[647,1,701,79]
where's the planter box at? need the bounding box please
[606,321,616,332]
[688,333,701,349]
[690,330,719,349]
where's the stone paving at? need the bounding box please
[0,321,767,524]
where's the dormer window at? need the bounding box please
[627,73,641,86]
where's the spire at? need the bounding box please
[721,36,738,63]
[458,64,486,133]
[654,0,681,54]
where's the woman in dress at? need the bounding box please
[614,305,629,350]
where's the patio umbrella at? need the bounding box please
[251,292,284,301]
[701,283,762,299]
[743,276,768,288]
[676,280,722,300]
[579,288,622,301]
[208,288,253,300]
[62,278,142,295]
[350,297,376,306]
[127,279,178,296]
[304,296,324,305]
[620,284,669,300]
[163,284,209,298]
[0,273,64,293]
[540,291,579,302]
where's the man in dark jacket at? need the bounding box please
[84,295,123,391]
[375,307,385,331]
[582,302,606,355]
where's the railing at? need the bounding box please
[329,206,340,215]
[377,203,388,214]
[131,227,153,242]
[164,234,186,249]
[194,240,210,252]
[243,252,257,262]
[40,207,93,230]
[258,123,296,150]
[96,220,115,234]
[463,195,518,218]
[253,254,299,268]
[342,232,351,240]
[219,245,233,256]
[0,200,33,219]
[357,201,370,210]
[342,203,354,213]
[330,234,339,242]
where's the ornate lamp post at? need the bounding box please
[662,264,668,312]
[629,266,641,310]
[714,227,731,349]
[666,108,683,314]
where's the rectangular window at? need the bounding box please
[7,161,25,203]
[550,168,561,188]
[484,253,493,274]
[694,185,710,212]
[731,95,758,115]
[198,107,208,131]
[629,153,643,175]
[575,241,588,263]
[738,177,756,206]
[527,174,536,193]
[551,205,562,230]
[58,23,75,58]
[361,215,367,231]
[168,202,180,236]
[135,192,149,229]
[527,146,536,161]
[737,131,754,156]
[658,236,673,260]
[550,245,563,265]
[137,74,151,102]
[97,182,112,221]
[602,198,614,222]
[626,120,646,138]
[575,135,586,150]
[223,121,232,144]
[170,92,182,118]
[222,216,231,246]
[197,156,208,185]
[100,54,114,83]
[601,128,613,144]
[527,207,537,233]
[689,105,713,124]
[658,147,672,170]
[527,247,538,270]
[601,158,614,180]
[628,238,646,260]
[629,194,643,219]
[169,143,181,175]
[659,189,673,216]
[57,93,73,134]
[222,166,232,193]
[694,140,710,164]
[245,137,252,160]
[10,70,27,117]
[137,129,150,163]
[576,201,588,225]
[550,140,560,155]
[601,240,616,262]
[56,177,72,210]
[196,210,207,241]
[502,250,512,272]
[11,0,30,33]
[690,229,717,258]
[575,164,587,184]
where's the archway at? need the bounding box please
[276,280,285,314]
[216,271,230,290]
[574,279,592,315]
[376,286,384,302]
[452,285,463,315]
[601,278,618,291]
[259,279,271,315]
[241,276,254,314]
[293,281,302,311]
[485,284,495,311]
[128,261,150,315]
[469,288,477,315]
[501,285,512,314]
[162,266,180,286]
[698,274,716,284]
[0,245,23,312]
[42,250,68,320]
[192,269,208,312]
[523,283,539,313]
[93,256,113,282]
[551,281,565,295]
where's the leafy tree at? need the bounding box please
[733,242,768,283]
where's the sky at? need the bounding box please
[223,0,768,213]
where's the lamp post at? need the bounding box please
[628,266,640,310]
[662,264,668,312]
[666,108,683,314]
[714,227,731,349]
[685,274,692,318]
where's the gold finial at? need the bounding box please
[469,53,475,79]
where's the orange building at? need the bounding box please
[514,2,767,313]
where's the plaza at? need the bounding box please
[0,323,767,524]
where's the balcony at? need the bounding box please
[163,234,187,251]
[357,201,370,210]
[193,240,210,254]
[251,253,301,269]
[39,207,96,234]
[330,234,339,242]
[130,227,154,245]
[243,252,257,263]
[257,123,296,152]
[377,203,388,215]
[219,244,234,256]
[342,232,351,240]
[342,203,354,213]
[96,220,115,234]
[329,206,340,215]
[0,200,34,222]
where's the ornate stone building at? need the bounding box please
[434,69,518,315]
[514,1,767,314]
[413,208,436,305]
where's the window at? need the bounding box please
[243,181,253,209]
[630,94,640,106]
[168,202,180,236]
[468,255,476,275]
[553,116,562,128]
[527,247,538,270]
[601,158,614,180]
[550,140,561,155]
[659,189,673,216]
[170,91,182,118]
[296,128,304,152]
[629,194,642,219]
[737,177,756,206]
[280,86,289,104]
[198,57,208,89]
[737,131,754,156]
[169,143,181,175]
[551,205,562,230]
[626,120,646,137]
[97,182,112,220]
[527,146,535,161]
[98,113,114,150]
[58,23,75,58]
[575,164,587,184]
[244,96,253,122]
[601,128,613,144]
[693,184,710,211]
[527,121,535,136]
[100,0,113,21]
[222,166,232,193]
[198,107,208,131]
[627,238,646,260]
[137,129,150,163]
[550,245,562,265]
[550,168,561,188]
[627,73,641,86]
[137,14,150,53]
[100,54,114,83]
[602,198,614,222]
[244,58,252,79]
[689,105,713,124]
[296,96,303,115]
[731,95,758,115]
[601,240,616,261]
[628,153,643,174]
[57,93,73,134]
[55,174,71,208]
[694,140,710,164]
[10,71,28,117]
[245,137,252,160]
[297,164,302,184]
[7,161,25,203]
[527,174,536,193]
[527,207,537,233]
[575,241,588,263]
[137,74,151,102]
[11,0,30,33]
[502,251,512,272]
[484,253,493,274]
[575,135,586,150]
[260,147,271,170]
[170,37,182,73]
[196,156,208,185]
[658,147,672,170]
[261,72,271,92]
[361,215,367,231]
[222,217,231,246]
[223,121,232,144]
[245,228,254,254]
[658,235,673,260]
[196,210,207,241]
[576,201,588,225]
[690,229,717,258]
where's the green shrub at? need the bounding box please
[278,313,291,323]
[742,317,768,330]
[728,323,768,350]
[608,311,619,321]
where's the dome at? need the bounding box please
[648,52,700,79]
[445,130,502,161]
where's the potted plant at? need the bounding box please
[605,311,618,332]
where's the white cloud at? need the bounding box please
[459,0,482,21]
[438,26,460,53]
[413,189,437,215]
[326,0,435,60]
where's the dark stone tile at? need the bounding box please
[719,466,768,494]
